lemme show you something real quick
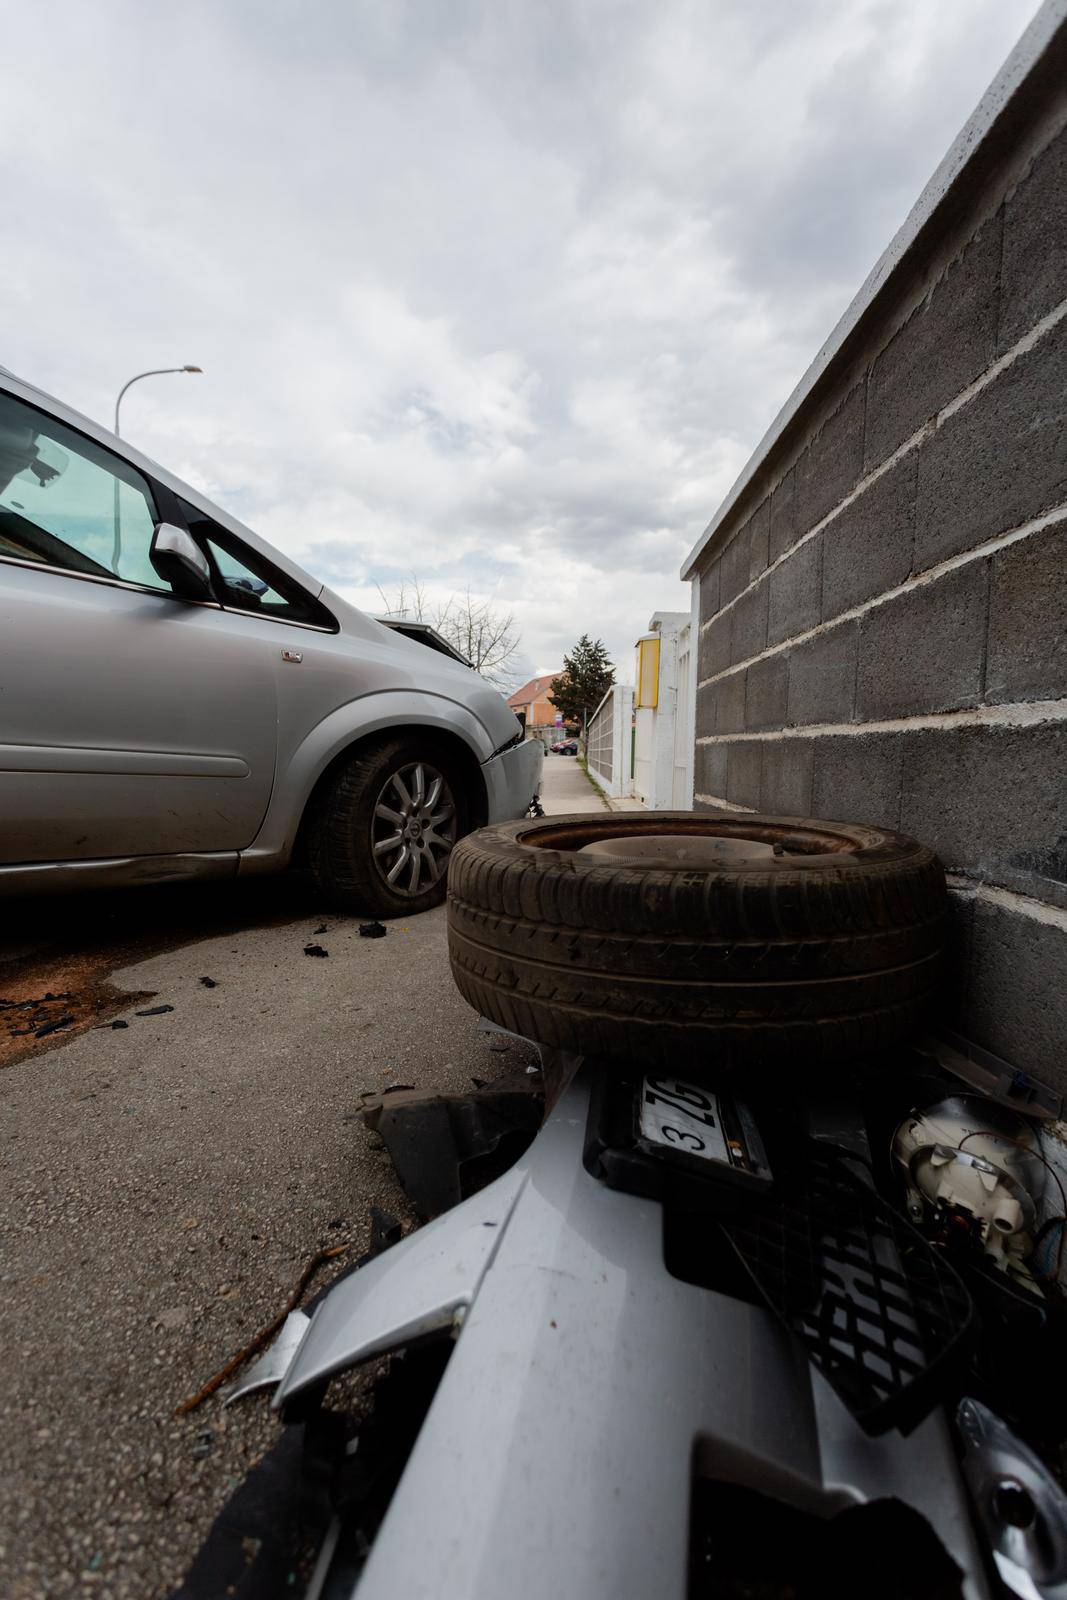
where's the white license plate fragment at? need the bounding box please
[638,1074,731,1165]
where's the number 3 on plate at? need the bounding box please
[661,1124,705,1152]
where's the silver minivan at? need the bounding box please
[0,368,542,915]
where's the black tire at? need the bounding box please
[447,812,948,1071]
[308,737,468,917]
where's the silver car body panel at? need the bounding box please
[275,1171,527,1403]
[0,368,541,886]
[224,1310,312,1408]
[276,1068,992,1600]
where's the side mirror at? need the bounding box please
[150,522,213,600]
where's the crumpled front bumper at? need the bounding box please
[271,1067,990,1600]
[481,736,543,823]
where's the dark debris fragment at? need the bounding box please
[199,977,218,988]
[136,1004,174,1017]
[34,1015,74,1038]
[303,944,329,958]
[358,922,387,939]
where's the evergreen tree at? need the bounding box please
[550,636,615,735]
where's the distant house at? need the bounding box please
[507,673,561,739]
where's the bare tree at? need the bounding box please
[375,575,521,693]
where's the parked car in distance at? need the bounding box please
[550,740,579,755]
[0,368,543,916]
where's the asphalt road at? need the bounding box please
[0,754,603,1599]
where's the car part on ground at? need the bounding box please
[448,812,948,1069]
[179,1025,1067,1598]
[261,1065,993,1598]
[957,1397,1067,1600]
[893,1096,1048,1276]
[358,1072,544,1218]
[308,738,466,916]
[223,1310,312,1408]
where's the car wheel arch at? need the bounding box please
[291,724,488,867]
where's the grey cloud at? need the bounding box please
[0,0,1040,675]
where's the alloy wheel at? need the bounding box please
[371,762,457,898]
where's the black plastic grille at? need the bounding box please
[722,1143,974,1435]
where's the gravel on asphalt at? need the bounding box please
[0,897,537,1599]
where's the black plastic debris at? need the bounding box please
[136,1004,175,1017]
[313,923,328,935]
[110,1020,129,1030]
[169,1422,310,1600]
[34,1015,74,1038]
[199,977,218,988]
[367,1204,402,1256]
[303,944,329,958]
[359,922,387,939]
[361,1075,544,1218]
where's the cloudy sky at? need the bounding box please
[1,0,1040,687]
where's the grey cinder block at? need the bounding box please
[727,742,762,808]
[787,620,858,727]
[699,608,731,682]
[768,532,822,647]
[811,731,904,829]
[746,652,789,731]
[864,213,1001,471]
[795,385,865,534]
[985,520,1067,703]
[915,327,1067,570]
[720,526,751,605]
[968,897,1067,1092]
[900,722,1067,885]
[730,579,769,664]
[695,683,717,743]
[768,466,797,564]
[699,560,721,626]
[714,670,747,734]
[821,452,917,621]
[697,741,729,799]
[855,559,989,720]
[748,499,770,584]
[999,124,1067,353]
[760,738,814,815]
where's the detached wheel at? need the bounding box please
[309,738,464,916]
[447,812,948,1071]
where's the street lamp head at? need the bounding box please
[182,365,203,373]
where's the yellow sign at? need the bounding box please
[635,636,660,708]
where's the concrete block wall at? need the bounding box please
[684,6,1067,1089]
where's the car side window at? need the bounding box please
[0,389,170,591]
[176,496,332,627]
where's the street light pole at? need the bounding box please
[111,365,201,571]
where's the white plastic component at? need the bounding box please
[892,1096,1045,1270]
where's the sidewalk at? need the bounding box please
[539,754,607,815]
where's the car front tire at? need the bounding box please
[309,738,467,917]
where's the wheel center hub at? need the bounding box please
[405,818,422,840]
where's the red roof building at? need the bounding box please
[507,672,560,729]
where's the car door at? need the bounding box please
[0,384,279,864]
